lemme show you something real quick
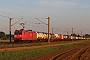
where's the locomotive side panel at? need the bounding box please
[23,30,37,40]
[14,29,37,42]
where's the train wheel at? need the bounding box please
[29,40,32,43]
[14,40,18,43]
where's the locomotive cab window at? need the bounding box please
[14,31,18,34]
[14,31,22,34]
[18,31,22,34]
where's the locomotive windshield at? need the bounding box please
[14,31,22,34]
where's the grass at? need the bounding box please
[0,40,14,43]
[0,40,90,60]
[0,45,75,60]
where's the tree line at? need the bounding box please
[0,31,13,40]
[71,33,90,38]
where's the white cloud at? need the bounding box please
[39,1,78,7]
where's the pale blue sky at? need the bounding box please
[0,0,90,35]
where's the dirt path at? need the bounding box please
[0,42,77,52]
[26,42,90,60]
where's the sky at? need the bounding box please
[0,0,90,35]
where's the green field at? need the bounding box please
[0,40,90,60]
[0,40,14,43]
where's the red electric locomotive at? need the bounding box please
[14,29,37,42]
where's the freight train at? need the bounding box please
[14,29,85,42]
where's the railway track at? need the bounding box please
[0,39,85,44]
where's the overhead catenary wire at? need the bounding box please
[0,11,86,37]
[26,23,47,29]
[14,19,47,31]
[36,18,48,25]
[0,10,47,23]
[0,10,48,31]
[0,10,47,24]
[0,10,38,20]
[12,18,23,26]
[0,15,10,18]
[0,11,23,18]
